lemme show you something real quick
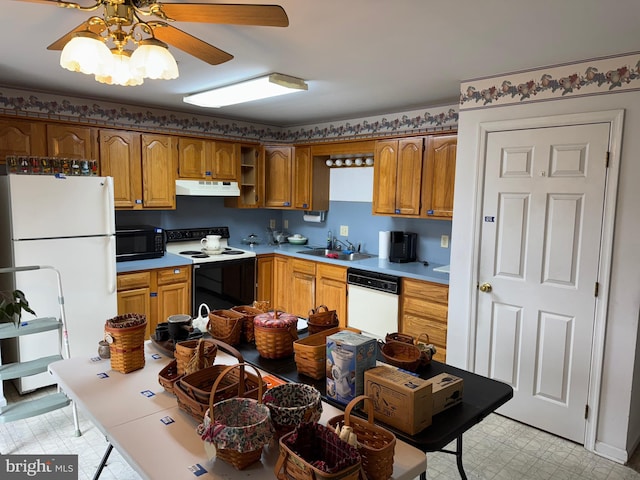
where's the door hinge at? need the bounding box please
[594,282,599,297]
[605,151,610,168]
[585,404,589,419]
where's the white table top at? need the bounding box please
[49,343,427,480]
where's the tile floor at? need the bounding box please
[2,382,640,480]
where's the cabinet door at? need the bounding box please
[273,255,290,312]
[47,124,97,159]
[422,134,457,219]
[264,146,293,208]
[256,255,274,306]
[177,137,209,179]
[141,134,177,209]
[212,141,239,181]
[292,146,312,209]
[0,119,46,164]
[372,140,398,214]
[315,263,347,328]
[395,137,424,216]
[156,266,191,336]
[100,129,142,209]
[290,258,316,318]
[117,271,152,338]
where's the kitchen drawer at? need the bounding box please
[402,313,447,347]
[156,266,191,285]
[316,262,347,283]
[402,278,448,303]
[290,258,316,276]
[402,296,448,321]
[117,271,151,290]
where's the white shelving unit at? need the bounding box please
[0,265,80,435]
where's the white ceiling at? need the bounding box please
[2,0,640,127]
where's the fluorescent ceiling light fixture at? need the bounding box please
[183,73,308,108]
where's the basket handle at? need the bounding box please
[344,395,375,426]
[207,338,244,363]
[273,448,288,480]
[315,304,329,313]
[416,333,431,345]
[207,363,264,422]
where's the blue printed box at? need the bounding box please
[326,331,377,405]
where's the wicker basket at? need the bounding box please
[294,327,360,380]
[307,304,339,335]
[384,332,414,344]
[104,313,147,374]
[174,338,218,376]
[198,364,273,470]
[378,339,422,372]
[274,422,363,480]
[254,310,298,359]
[231,305,264,343]
[262,383,323,438]
[158,359,180,394]
[327,395,396,480]
[415,333,436,366]
[207,309,244,345]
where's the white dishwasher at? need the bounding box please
[347,268,401,340]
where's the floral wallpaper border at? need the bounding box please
[0,86,458,143]
[460,52,640,110]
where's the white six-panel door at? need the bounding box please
[475,123,610,443]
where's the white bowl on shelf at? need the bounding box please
[287,235,308,245]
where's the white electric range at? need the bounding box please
[165,227,256,316]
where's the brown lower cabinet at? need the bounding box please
[400,277,449,362]
[117,265,191,339]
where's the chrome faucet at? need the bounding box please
[333,237,355,251]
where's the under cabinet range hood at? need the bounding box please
[175,179,240,197]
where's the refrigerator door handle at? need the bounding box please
[104,176,116,235]
[107,235,117,295]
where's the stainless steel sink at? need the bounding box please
[297,248,374,261]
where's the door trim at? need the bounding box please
[468,110,624,450]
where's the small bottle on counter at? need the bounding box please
[327,230,332,249]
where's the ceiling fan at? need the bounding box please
[16,0,289,66]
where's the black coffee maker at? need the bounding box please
[389,231,418,263]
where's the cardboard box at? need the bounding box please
[364,366,433,435]
[326,331,377,405]
[429,372,464,414]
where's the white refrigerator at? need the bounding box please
[0,174,117,393]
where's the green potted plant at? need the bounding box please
[0,289,36,326]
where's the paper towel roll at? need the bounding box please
[378,231,391,258]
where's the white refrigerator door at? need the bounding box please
[12,235,117,392]
[8,175,115,239]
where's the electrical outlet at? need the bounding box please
[284,219,289,229]
[340,225,349,236]
[269,219,276,229]
[441,235,449,248]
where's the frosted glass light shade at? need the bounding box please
[60,32,112,76]
[130,39,179,80]
[183,73,308,108]
[95,50,144,86]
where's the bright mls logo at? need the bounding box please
[1,455,77,479]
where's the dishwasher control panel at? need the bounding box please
[346,268,400,294]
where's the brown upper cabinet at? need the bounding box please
[373,137,424,216]
[421,134,456,219]
[225,144,264,209]
[99,130,176,210]
[177,137,239,182]
[263,145,329,211]
[46,124,98,160]
[0,118,46,162]
[373,134,457,219]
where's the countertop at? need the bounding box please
[116,243,449,285]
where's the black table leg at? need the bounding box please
[92,443,113,480]
[438,435,467,480]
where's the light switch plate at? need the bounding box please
[284,219,289,229]
[269,219,276,229]
[340,225,349,236]
[441,235,449,248]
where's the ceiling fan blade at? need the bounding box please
[46,21,106,50]
[150,23,234,65]
[158,3,289,27]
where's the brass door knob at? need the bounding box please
[479,282,492,293]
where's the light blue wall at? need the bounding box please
[116,197,452,266]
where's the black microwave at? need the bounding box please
[115,225,165,262]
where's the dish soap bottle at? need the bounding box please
[327,230,333,249]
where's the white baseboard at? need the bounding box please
[594,441,629,464]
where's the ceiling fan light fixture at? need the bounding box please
[95,49,144,87]
[183,73,308,108]
[60,31,112,76]
[130,38,179,80]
